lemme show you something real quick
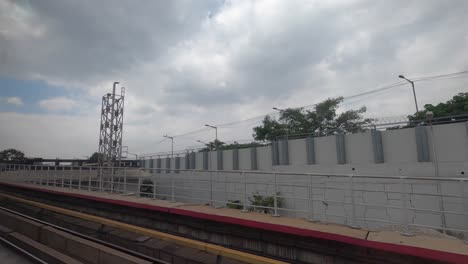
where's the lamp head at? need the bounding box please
[426,111,434,120]
[398,75,405,79]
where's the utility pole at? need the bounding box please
[163,135,174,157]
[398,75,419,113]
[205,124,218,149]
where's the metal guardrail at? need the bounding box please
[1,164,467,241]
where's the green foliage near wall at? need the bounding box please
[140,179,155,197]
[253,97,371,141]
[248,192,284,214]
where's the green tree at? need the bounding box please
[408,92,468,121]
[0,149,26,162]
[253,97,372,141]
[89,152,103,163]
[199,139,225,152]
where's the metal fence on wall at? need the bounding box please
[1,164,467,241]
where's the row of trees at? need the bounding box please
[197,92,468,150]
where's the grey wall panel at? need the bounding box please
[271,141,279,166]
[232,149,239,170]
[306,137,316,165]
[175,157,180,173]
[217,151,223,170]
[156,158,162,173]
[165,158,171,173]
[371,130,384,163]
[190,152,196,169]
[250,147,258,170]
[415,125,430,162]
[203,152,208,170]
[336,133,346,164]
[280,140,289,165]
[185,153,190,169]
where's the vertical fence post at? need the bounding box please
[324,176,329,222]
[307,174,316,222]
[241,172,248,213]
[171,173,175,202]
[137,177,141,198]
[54,166,57,187]
[273,173,280,217]
[400,176,413,236]
[348,173,358,228]
[40,166,44,185]
[210,171,214,207]
[61,167,65,188]
[47,166,50,186]
[123,168,127,194]
[152,169,157,199]
[78,167,82,190]
[88,167,92,191]
[99,167,103,192]
[110,167,115,193]
[460,179,468,243]
[69,167,73,189]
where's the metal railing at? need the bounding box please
[1,164,467,241]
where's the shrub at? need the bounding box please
[140,179,154,197]
[248,192,284,214]
[226,200,243,209]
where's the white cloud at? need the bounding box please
[1,0,468,157]
[6,96,23,106]
[39,97,77,112]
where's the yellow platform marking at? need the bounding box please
[0,193,288,264]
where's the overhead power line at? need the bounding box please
[168,70,468,139]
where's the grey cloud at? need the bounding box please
[0,0,218,84]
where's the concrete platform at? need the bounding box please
[2,181,468,264]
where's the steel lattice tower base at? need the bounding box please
[98,82,125,185]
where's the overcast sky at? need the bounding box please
[1,0,467,158]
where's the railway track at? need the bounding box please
[0,204,168,264]
[0,192,287,264]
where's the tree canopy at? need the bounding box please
[408,92,468,121]
[253,97,372,141]
[89,152,103,163]
[0,148,26,162]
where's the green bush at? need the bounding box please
[248,192,284,214]
[226,200,243,209]
[140,179,154,197]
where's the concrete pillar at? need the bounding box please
[250,147,258,170]
[371,130,384,163]
[185,153,190,169]
[217,151,223,170]
[415,125,430,162]
[336,133,346,164]
[203,152,208,170]
[271,141,279,166]
[165,157,171,173]
[175,157,180,173]
[306,137,316,165]
[279,140,289,165]
[190,152,196,169]
[232,149,239,170]
[156,158,161,173]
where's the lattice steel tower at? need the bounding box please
[98,82,125,168]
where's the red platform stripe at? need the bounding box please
[1,182,466,264]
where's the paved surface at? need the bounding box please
[0,243,33,264]
[3,181,468,257]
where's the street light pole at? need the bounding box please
[398,75,419,113]
[205,124,218,148]
[272,107,289,140]
[163,135,174,157]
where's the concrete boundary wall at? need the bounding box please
[144,122,468,178]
